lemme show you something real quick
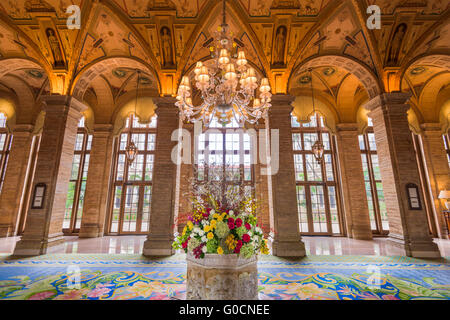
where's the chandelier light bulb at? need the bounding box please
[236,50,247,67]
[253,98,261,108]
[218,49,230,65]
[260,78,270,93]
[224,63,237,81]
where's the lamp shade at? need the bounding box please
[438,190,450,199]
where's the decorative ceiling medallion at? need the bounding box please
[26,69,43,78]
[410,66,426,75]
[112,68,127,78]
[322,67,336,76]
[299,74,311,84]
[139,76,152,85]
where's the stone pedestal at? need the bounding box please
[266,95,306,257]
[336,123,373,240]
[143,97,179,256]
[0,124,34,237]
[186,254,258,300]
[364,93,441,258]
[13,96,87,256]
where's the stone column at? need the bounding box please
[266,95,305,257]
[13,96,87,256]
[0,125,34,237]
[176,122,193,234]
[143,97,179,256]
[79,124,114,238]
[420,123,450,239]
[335,123,373,240]
[364,93,440,258]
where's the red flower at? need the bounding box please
[228,222,235,230]
[234,247,241,254]
[245,223,251,230]
[182,240,188,249]
[206,208,212,213]
[228,217,234,225]
[235,218,242,228]
[236,240,243,249]
[242,234,250,243]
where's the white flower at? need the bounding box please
[248,231,253,237]
[210,209,215,215]
[199,230,205,236]
[204,221,209,225]
[255,227,262,234]
[229,210,234,216]
[202,246,207,253]
[193,227,201,234]
[252,236,259,242]
[201,236,207,242]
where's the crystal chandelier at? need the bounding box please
[125,70,140,165]
[308,67,324,163]
[175,0,272,126]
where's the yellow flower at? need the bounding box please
[213,213,219,219]
[210,220,217,228]
[187,221,193,230]
[217,246,224,255]
[207,232,214,240]
[217,216,223,222]
[204,225,210,232]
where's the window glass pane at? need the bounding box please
[70,155,81,180]
[141,186,152,233]
[82,155,90,180]
[324,154,334,181]
[243,134,251,151]
[294,154,304,181]
[371,154,381,180]
[361,154,369,181]
[75,134,84,151]
[303,114,317,127]
[365,181,376,231]
[64,181,76,229]
[244,154,251,181]
[76,181,86,229]
[322,133,330,150]
[132,133,146,151]
[225,154,240,181]
[306,154,322,181]
[78,117,85,128]
[147,134,156,150]
[358,135,365,150]
[291,115,301,127]
[303,133,318,150]
[296,186,308,233]
[128,154,144,181]
[225,133,239,151]
[123,186,139,232]
[328,186,340,234]
[292,133,302,150]
[367,117,373,127]
[310,185,326,233]
[367,133,377,150]
[116,154,125,181]
[145,154,154,181]
[86,135,93,150]
[148,116,157,128]
[119,134,128,150]
[208,133,223,152]
[111,186,122,233]
[376,182,389,231]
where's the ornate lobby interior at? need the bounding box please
[0,0,449,301]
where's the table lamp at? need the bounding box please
[439,190,450,210]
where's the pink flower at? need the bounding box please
[245,223,251,230]
[28,291,55,300]
[242,234,250,243]
[235,218,242,228]
[86,284,112,299]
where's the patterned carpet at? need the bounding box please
[0,254,449,300]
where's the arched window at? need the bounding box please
[109,114,157,234]
[0,113,12,194]
[358,117,389,235]
[291,113,342,235]
[195,117,254,198]
[63,117,92,234]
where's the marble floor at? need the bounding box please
[1,235,449,256]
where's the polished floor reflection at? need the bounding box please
[1,235,449,256]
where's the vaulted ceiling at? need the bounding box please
[0,0,448,129]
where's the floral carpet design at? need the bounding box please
[0,254,449,300]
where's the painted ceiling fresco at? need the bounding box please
[0,0,448,123]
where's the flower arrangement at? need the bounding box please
[173,165,269,259]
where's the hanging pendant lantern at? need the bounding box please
[125,140,138,164]
[126,70,141,166]
[312,140,324,163]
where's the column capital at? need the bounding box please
[364,92,411,112]
[269,95,294,116]
[41,95,88,114]
[420,123,445,135]
[336,123,359,133]
[93,123,113,134]
[11,124,34,134]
